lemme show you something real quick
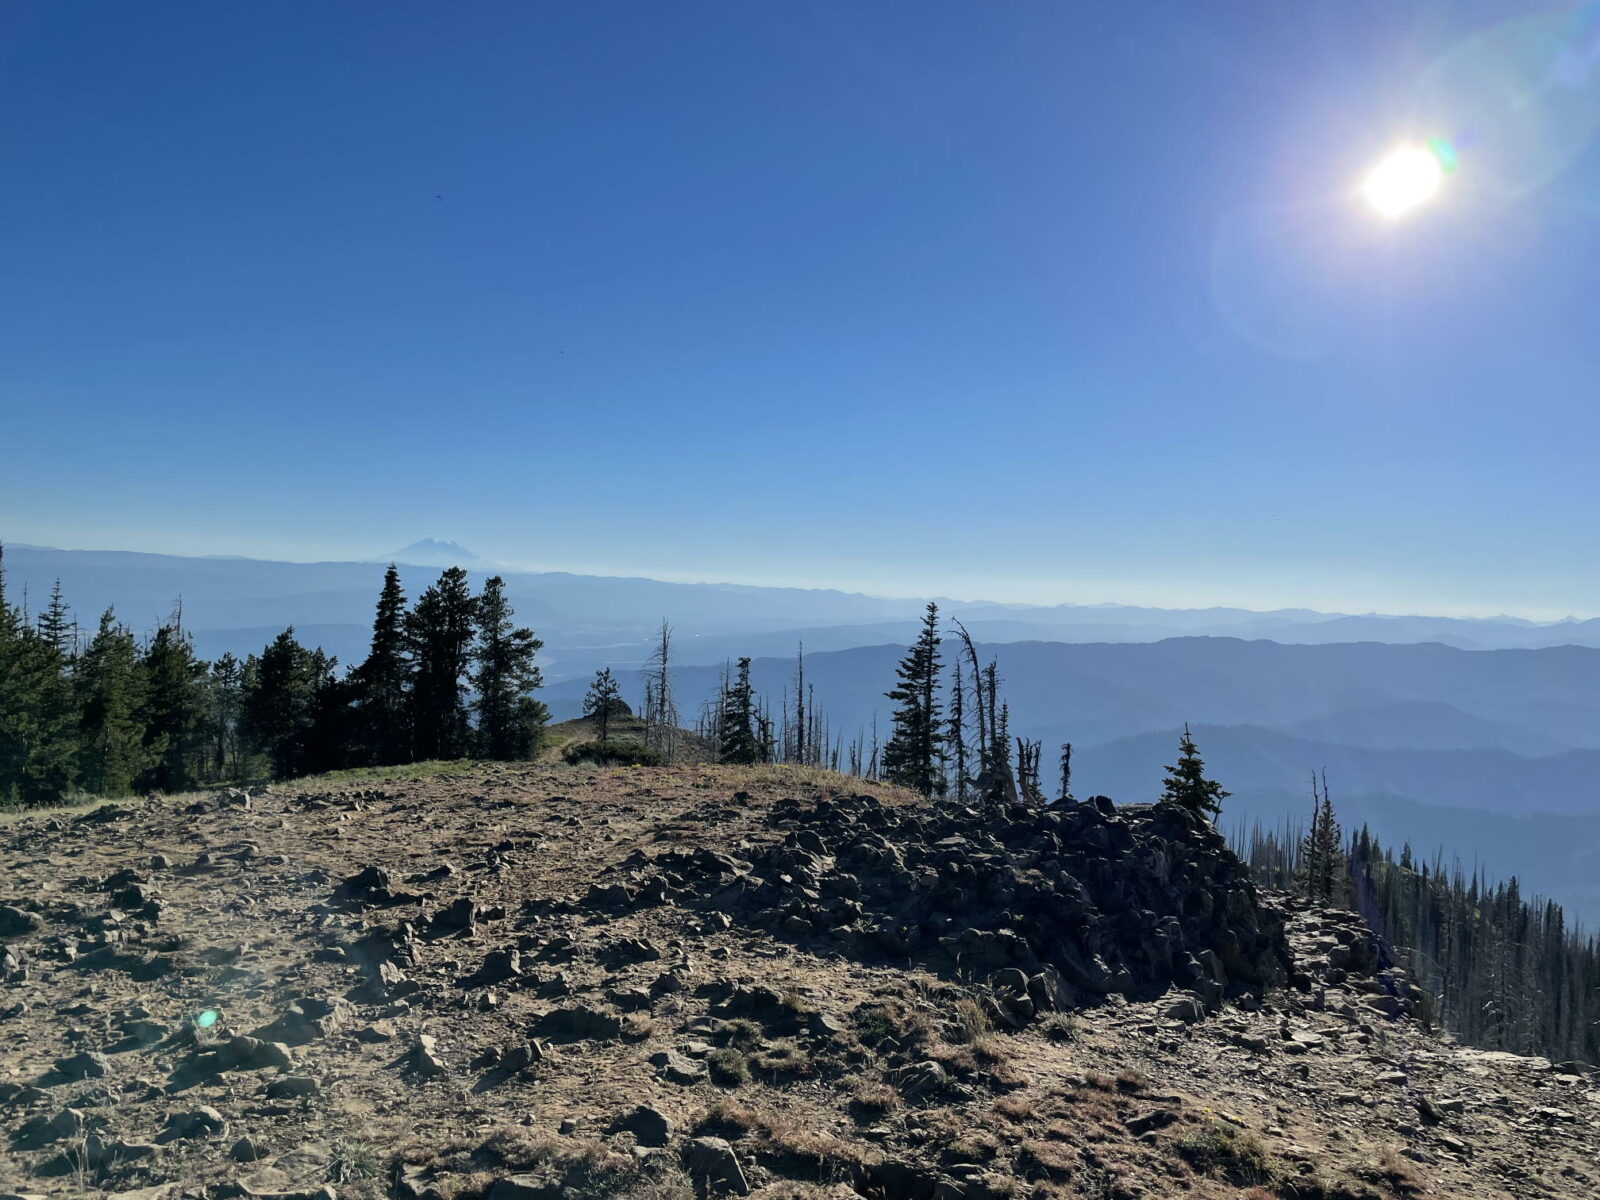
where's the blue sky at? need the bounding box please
[3,1,1598,617]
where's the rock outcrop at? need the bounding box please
[609,792,1290,1009]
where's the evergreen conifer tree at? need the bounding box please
[76,609,150,795]
[584,668,624,742]
[1158,723,1229,819]
[137,621,208,793]
[0,549,78,805]
[406,567,478,761]
[353,564,411,765]
[1299,770,1347,904]
[240,628,328,779]
[717,657,761,764]
[207,652,245,780]
[1058,742,1074,804]
[304,653,355,775]
[0,547,23,806]
[471,576,547,760]
[882,602,945,795]
[37,580,75,659]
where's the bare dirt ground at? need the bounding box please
[1,764,1596,1200]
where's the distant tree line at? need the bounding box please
[1239,785,1600,1066]
[0,549,547,806]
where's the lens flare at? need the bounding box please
[195,1008,219,1029]
[1362,146,1445,217]
[1415,7,1600,199]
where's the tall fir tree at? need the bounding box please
[353,564,412,765]
[1057,742,1074,804]
[471,576,547,760]
[717,657,761,765]
[0,548,79,805]
[406,567,478,761]
[0,545,22,805]
[1158,723,1229,819]
[75,609,150,796]
[304,654,355,775]
[206,652,245,780]
[241,628,330,779]
[37,580,75,659]
[136,621,208,793]
[882,602,945,796]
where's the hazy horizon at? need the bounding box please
[6,531,1596,624]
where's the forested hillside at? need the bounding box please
[0,555,551,806]
[1241,818,1600,1066]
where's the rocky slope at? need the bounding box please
[0,765,1595,1200]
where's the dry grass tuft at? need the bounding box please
[1020,1137,1079,1179]
[992,1094,1039,1124]
[715,1017,764,1047]
[1367,1148,1425,1198]
[1041,1012,1079,1042]
[758,1110,878,1175]
[947,1128,1004,1161]
[693,1099,760,1139]
[752,1039,815,1080]
[970,1034,1009,1065]
[620,1012,655,1041]
[847,1080,901,1119]
[949,994,993,1044]
[620,1161,696,1200]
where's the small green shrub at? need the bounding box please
[752,1040,814,1079]
[1174,1121,1273,1186]
[563,740,661,767]
[852,999,934,1047]
[708,1047,752,1086]
[329,1135,382,1182]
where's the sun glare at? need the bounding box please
[1362,145,1445,217]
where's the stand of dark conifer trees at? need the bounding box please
[1238,813,1600,1065]
[0,548,548,806]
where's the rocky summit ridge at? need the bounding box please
[0,765,1596,1200]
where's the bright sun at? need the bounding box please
[1362,146,1444,217]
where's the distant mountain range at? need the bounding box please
[5,544,1599,685]
[7,542,1599,920]
[546,636,1600,756]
